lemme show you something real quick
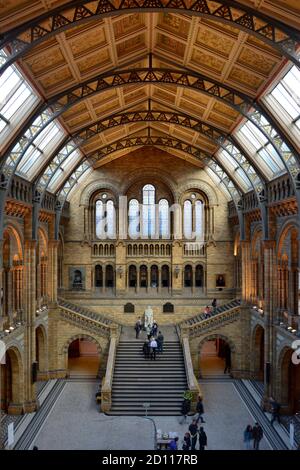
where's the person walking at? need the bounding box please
[182,432,191,450]
[151,321,158,338]
[223,344,231,374]
[189,420,198,450]
[212,298,217,313]
[198,427,207,450]
[270,398,281,425]
[180,398,191,425]
[134,318,142,339]
[195,396,205,424]
[142,340,150,359]
[157,331,164,353]
[146,324,152,340]
[243,425,253,450]
[252,422,263,450]
[150,337,158,360]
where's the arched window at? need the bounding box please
[142,184,155,238]
[195,200,203,240]
[128,199,140,239]
[159,199,169,238]
[106,200,116,238]
[95,200,104,239]
[184,200,192,239]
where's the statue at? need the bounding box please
[144,305,154,329]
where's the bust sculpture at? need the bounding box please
[144,305,153,329]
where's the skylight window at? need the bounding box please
[269,66,300,129]
[0,55,38,145]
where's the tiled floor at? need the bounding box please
[29,379,271,450]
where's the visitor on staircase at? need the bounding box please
[252,423,263,450]
[142,340,150,359]
[150,337,158,360]
[134,317,142,339]
[212,298,217,313]
[182,432,191,450]
[151,321,158,338]
[157,331,164,353]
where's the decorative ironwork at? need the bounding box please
[1,0,300,75]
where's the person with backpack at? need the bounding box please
[198,427,207,450]
[195,396,205,424]
[252,422,263,450]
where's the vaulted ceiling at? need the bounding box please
[0,0,300,204]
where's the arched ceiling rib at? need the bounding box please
[0,2,300,210]
[1,0,300,72]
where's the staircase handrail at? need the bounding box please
[180,328,202,411]
[187,306,240,338]
[178,299,241,327]
[101,327,119,412]
[58,297,121,327]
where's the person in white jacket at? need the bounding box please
[150,338,158,360]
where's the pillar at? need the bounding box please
[23,239,38,413]
[48,240,58,305]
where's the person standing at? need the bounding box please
[223,344,231,374]
[134,318,141,339]
[195,396,205,424]
[189,420,198,450]
[243,425,253,450]
[212,298,217,312]
[146,324,152,340]
[270,398,281,425]
[198,427,207,450]
[157,331,164,353]
[180,398,191,425]
[252,423,263,450]
[182,432,191,450]
[150,337,158,360]
[142,340,150,359]
[152,321,158,338]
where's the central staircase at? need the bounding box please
[108,328,188,416]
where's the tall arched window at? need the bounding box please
[96,200,104,239]
[106,200,116,238]
[184,200,192,239]
[142,184,155,238]
[195,200,203,240]
[159,199,169,238]
[128,199,140,239]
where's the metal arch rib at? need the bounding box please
[1,0,300,75]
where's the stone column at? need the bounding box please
[103,268,106,294]
[7,269,13,324]
[158,266,161,294]
[262,240,277,405]
[240,240,251,303]
[23,239,38,413]
[147,266,151,293]
[48,240,59,305]
[136,267,140,293]
[192,266,195,295]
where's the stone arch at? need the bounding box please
[277,220,299,257]
[3,224,24,262]
[121,167,177,202]
[1,345,24,414]
[79,179,120,206]
[251,324,265,381]
[62,334,102,375]
[35,324,48,377]
[177,179,219,206]
[276,346,295,411]
[197,333,236,378]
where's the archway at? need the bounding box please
[184,265,193,290]
[105,265,114,290]
[128,265,137,290]
[279,348,300,414]
[35,325,47,379]
[0,347,24,414]
[252,325,264,384]
[95,264,103,288]
[67,336,101,378]
[195,264,204,290]
[140,265,147,289]
[199,336,234,378]
[150,265,158,291]
[161,265,170,290]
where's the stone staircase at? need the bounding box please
[58,297,117,326]
[108,329,188,416]
[180,299,241,327]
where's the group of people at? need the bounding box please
[143,328,164,361]
[243,423,264,450]
[167,426,208,451]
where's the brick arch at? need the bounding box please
[276,345,293,405]
[198,333,236,353]
[2,345,25,413]
[277,220,299,258]
[62,334,102,355]
[79,179,120,206]
[121,167,178,202]
[178,179,219,206]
